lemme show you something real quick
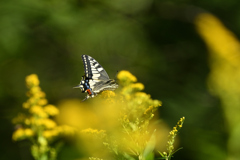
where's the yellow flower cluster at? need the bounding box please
[159,117,185,159]
[166,117,185,155]
[118,71,161,121]
[12,128,34,141]
[81,128,106,139]
[44,104,60,116]
[12,74,76,160]
[195,13,240,159]
[43,125,76,139]
[108,70,162,156]
[12,74,62,141]
[55,70,177,160]
[99,90,116,98]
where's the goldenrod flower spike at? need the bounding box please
[159,117,185,160]
[196,13,240,159]
[195,13,240,66]
[12,74,75,160]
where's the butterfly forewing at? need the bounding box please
[81,55,110,81]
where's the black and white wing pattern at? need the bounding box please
[74,55,118,101]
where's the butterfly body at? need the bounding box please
[74,55,118,101]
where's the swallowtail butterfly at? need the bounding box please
[74,55,118,101]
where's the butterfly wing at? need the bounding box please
[75,55,118,101]
[81,55,110,81]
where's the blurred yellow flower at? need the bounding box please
[30,86,41,94]
[25,128,34,136]
[22,102,30,109]
[195,13,240,66]
[24,118,32,125]
[34,119,57,129]
[38,98,48,106]
[195,13,240,160]
[81,128,106,135]
[26,74,40,87]
[57,125,76,136]
[28,97,36,104]
[30,105,48,118]
[12,128,24,141]
[56,99,103,129]
[12,128,34,141]
[121,83,145,96]
[44,105,59,116]
[100,90,116,98]
[43,129,60,139]
[13,74,75,160]
[42,125,76,139]
[131,83,144,90]
[30,105,43,113]
[117,70,137,85]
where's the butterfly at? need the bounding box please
[74,55,118,101]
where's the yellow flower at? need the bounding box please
[100,90,116,98]
[29,105,48,118]
[166,117,185,153]
[195,13,240,66]
[22,102,30,109]
[81,128,106,138]
[24,118,32,125]
[44,105,59,116]
[121,83,145,96]
[81,128,99,134]
[32,92,46,99]
[34,119,57,129]
[26,74,40,87]
[43,125,76,139]
[28,97,37,105]
[58,125,76,136]
[12,128,34,141]
[30,86,41,94]
[25,128,34,137]
[36,91,46,98]
[38,99,48,106]
[144,106,153,115]
[30,105,42,113]
[12,128,24,141]
[117,70,137,85]
[134,92,149,98]
[152,99,162,107]
[43,129,60,139]
[130,83,144,90]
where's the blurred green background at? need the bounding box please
[1,0,240,159]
